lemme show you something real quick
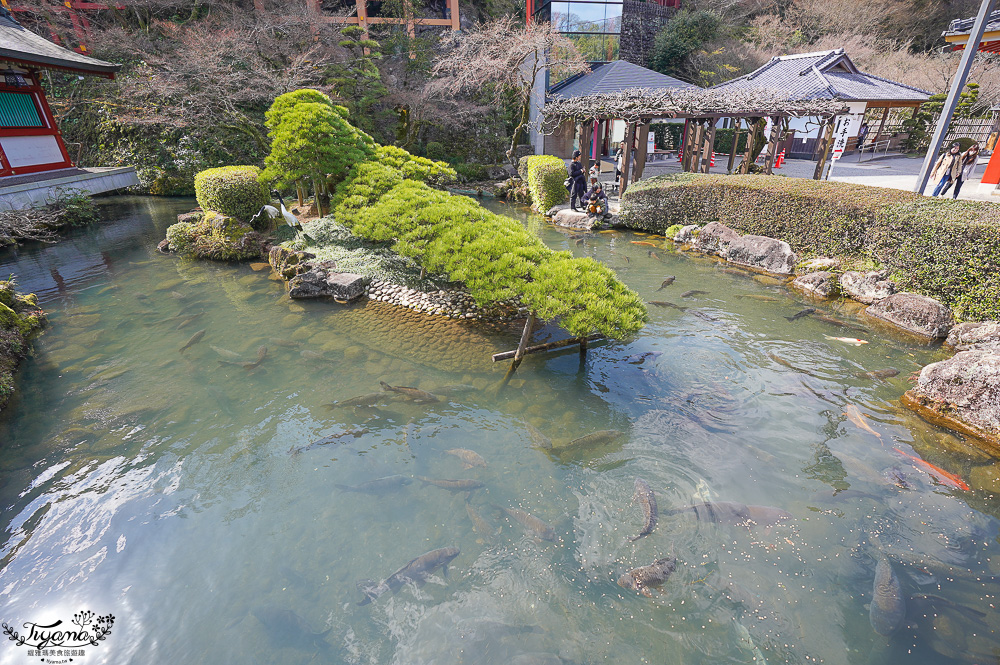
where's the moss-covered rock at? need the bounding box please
[164,211,265,261]
[0,278,46,413]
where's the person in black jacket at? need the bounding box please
[584,182,609,218]
[568,149,587,211]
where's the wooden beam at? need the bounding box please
[498,311,536,386]
[633,119,651,181]
[680,120,692,171]
[763,116,780,175]
[813,118,835,180]
[727,118,740,173]
[447,0,459,29]
[739,118,760,174]
[691,121,704,173]
[874,106,890,143]
[700,118,716,174]
[581,120,592,176]
[620,121,636,194]
[493,334,603,361]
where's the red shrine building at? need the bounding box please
[0,6,136,208]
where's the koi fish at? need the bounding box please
[631,241,658,247]
[824,335,868,346]
[893,447,969,491]
[844,404,882,439]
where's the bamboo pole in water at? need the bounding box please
[498,311,536,386]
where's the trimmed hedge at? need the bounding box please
[524,155,568,211]
[194,166,270,223]
[620,173,1000,320]
[333,162,647,339]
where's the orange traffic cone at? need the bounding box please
[710,152,717,167]
[775,150,785,168]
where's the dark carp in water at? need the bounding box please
[288,429,369,455]
[784,308,816,322]
[854,368,899,380]
[250,606,330,650]
[814,314,867,332]
[561,429,623,452]
[218,345,268,370]
[358,546,460,605]
[668,501,792,527]
[525,422,552,450]
[178,329,206,352]
[379,381,440,403]
[416,476,484,492]
[497,506,557,541]
[445,448,487,469]
[629,478,657,542]
[648,300,687,310]
[466,501,500,539]
[681,290,709,298]
[175,312,205,330]
[870,554,906,636]
[324,392,389,409]
[656,276,676,290]
[617,556,677,597]
[625,351,662,364]
[335,475,412,494]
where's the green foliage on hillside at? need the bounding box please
[649,10,721,79]
[620,173,1000,321]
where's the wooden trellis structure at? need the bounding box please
[545,88,848,191]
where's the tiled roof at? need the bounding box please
[0,8,119,76]
[549,60,697,99]
[711,49,929,103]
[943,10,1000,39]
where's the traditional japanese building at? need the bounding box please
[711,49,930,159]
[0,6,136,208]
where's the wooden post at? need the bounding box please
[874,106,890,144]
[499,311,536,387]
[813,118,835,180]
[620,121,636,194]
[581,120,592,176]
[447,0,459,29]
[493,334,603,361]
[633,119,651,182]
[681,119,693,171]
[579,336,588,360]
[763,116,781,175]
[691,121,704,173]
[727,118,740,173]
[701,118,717,174]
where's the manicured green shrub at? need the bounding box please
[374,145,456,188]
[264,89,344,132]
[194,166,270,223]
[425,141,445,161]
[334,166,647,338]
[524,155,568,211]
[261,97,377,206]
[620,173,1000,320]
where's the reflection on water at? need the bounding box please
[0,196,998,664]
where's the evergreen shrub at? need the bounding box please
[524,155,568,210]
[374,145,456,188]
[194,166,270,222]
[620,174,1000,320]
[333,163,647,338]
[425,141,446,161]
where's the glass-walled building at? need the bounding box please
[532,0,623,62]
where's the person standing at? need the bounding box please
[931,143,963,197]
[951,143,981,199]
[568,149,587,211]
[614,141,626,192]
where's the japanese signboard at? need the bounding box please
[831,113,863,161]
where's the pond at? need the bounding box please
[0,195,997,665]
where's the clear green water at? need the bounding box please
[1,196,998,665]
